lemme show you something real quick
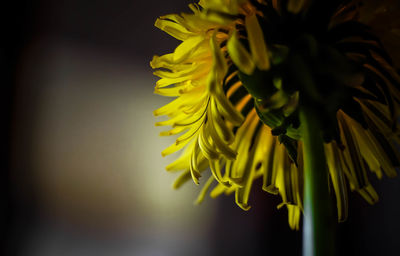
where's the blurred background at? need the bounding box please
[2,1,400,256]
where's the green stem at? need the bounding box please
[300,107,334,256]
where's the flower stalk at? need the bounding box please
[300,106,334,256]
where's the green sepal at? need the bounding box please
[255,103,284,128]
[278,134,298,166]
[238,68,277,100]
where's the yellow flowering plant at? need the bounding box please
[151,0,399,255]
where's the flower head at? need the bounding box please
[151,0,400,230]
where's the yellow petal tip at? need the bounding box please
[238,203,251,211]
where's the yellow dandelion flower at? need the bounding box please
[151,0,400,236]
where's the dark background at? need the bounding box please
[3,1,400,256]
